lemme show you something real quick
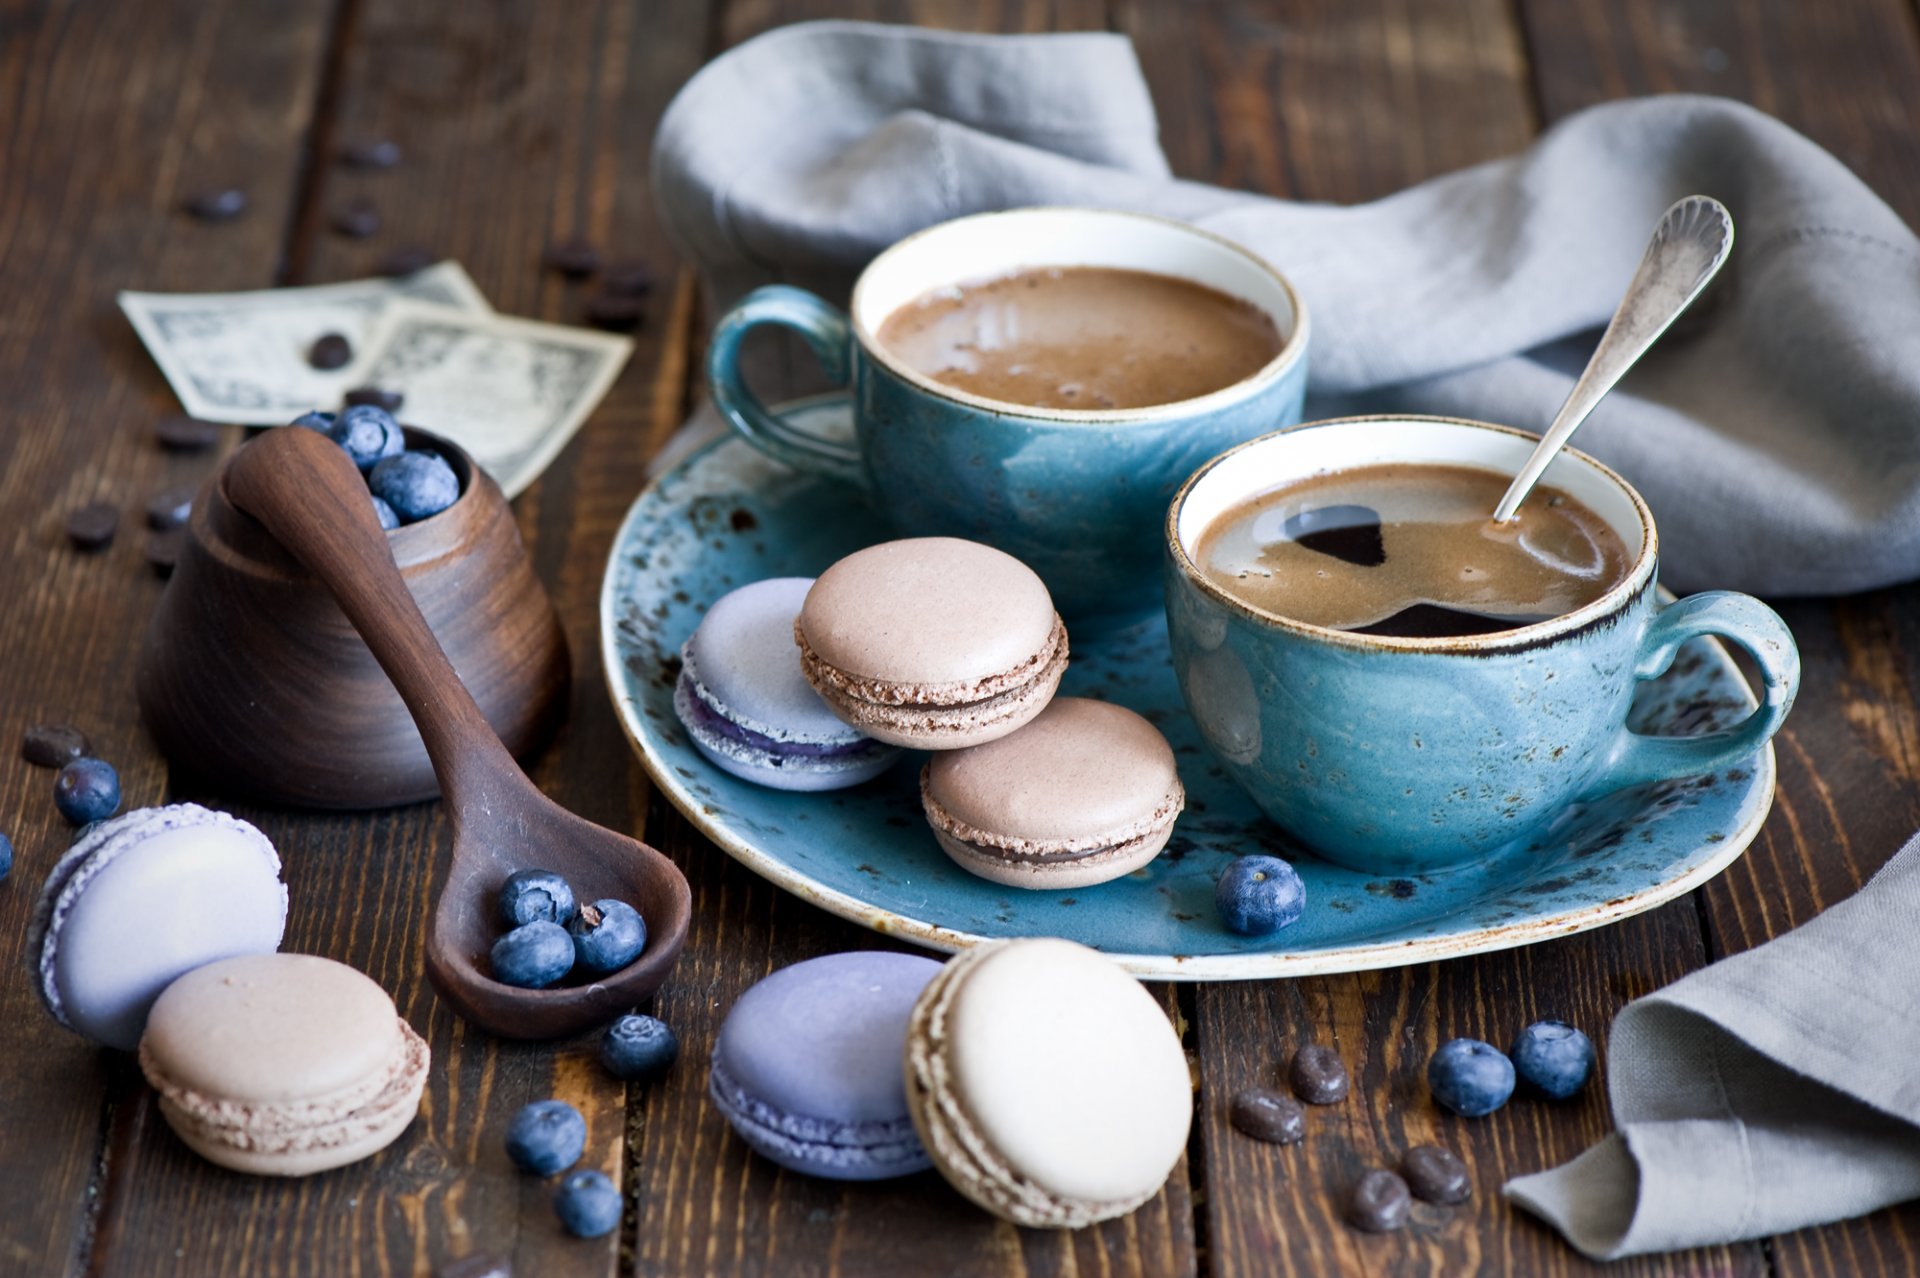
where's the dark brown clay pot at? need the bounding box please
[136,427,569,809]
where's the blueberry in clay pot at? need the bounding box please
[1428,1038,1516,1117]
[370,495,400,532]
[1510,1019,1596,1099]
[554,1170,621,1238]
[498,868,577,928]
[491,920,574,989]
[601,1013,678,1083]
[569,900,646,975]
[291,410,336,432]
[370,450,459,523]
[328,405,405,472]
[1215,854,1306,936]
[505,1099,586,1175]
[54,758,120,826]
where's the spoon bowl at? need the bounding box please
[227,426,691,1039]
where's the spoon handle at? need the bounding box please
[226,426,521,812]
[1492,195,1734,524]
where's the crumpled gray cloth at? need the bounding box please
[1505,831,1920,1258]
[653,20,1920,597]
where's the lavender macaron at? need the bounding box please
[675,577,900,791]
[710,951,940,1180]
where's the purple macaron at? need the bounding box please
[675,577,900,791]
[710,951,940,1180]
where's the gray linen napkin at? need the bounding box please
[1505,831,1920,1257]
[653,20,1920,597]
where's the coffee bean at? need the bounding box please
[376,246,438,278]
[599,260,655,296]
[1289,1043,1350,1105]
[309,332,353,371]
[1346,1169,1411,1232]
[154,415,223,452]
[64,503,120,551]
[436,1253,510,1278]
[147,526,184,576]
[585,291,645,331]
[543,239,602,278]
[339,138,402,169]
[183,188,248,222]
[145,485,196,531]
[330,200,381,239]
[23,724,91,769]
[344,386,403,412]
[1401,1144,1472,1205]
[1228,1087,1305,1145]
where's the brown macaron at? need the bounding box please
[796,538,1068,750]
[921,696,1185,889]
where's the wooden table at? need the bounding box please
[2,2,1915,1274]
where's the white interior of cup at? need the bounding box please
[850,207,1305,422]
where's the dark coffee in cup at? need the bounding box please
[875,266,1283,411]
[1193,462,1631,637]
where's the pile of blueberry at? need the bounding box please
[1427,1018,1597,1116]
[290,405,460,527]
[490,868,648,989]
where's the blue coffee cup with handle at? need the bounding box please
[707,207,1310,629]
[1165,414,1801,873]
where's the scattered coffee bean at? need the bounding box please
[146,526,184,576]
[64,503,120,551]
[330,200,381,239]
[146,485,195,531]
[154,415,223,452]
[585,291,646,331]
[1401,1144,1472,1205]
[1289,1043,1350,1105]
[1228,1087,1305,1145]
[376,246,438,278]
[599,260,655,296]
[339,138,402,170]
[308,332,354,371]
[23,724,91,768]
[543,238,602,278]
[1347,1169,1412,1232]
[344,386,403,412]
[436,1255,509,1278]
[183,188,248,222]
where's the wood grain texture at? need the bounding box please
[0,0,334,1272]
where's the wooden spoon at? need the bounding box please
[227,426,691,1039]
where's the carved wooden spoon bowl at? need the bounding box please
[228,426,691,1039]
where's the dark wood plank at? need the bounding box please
[85,2,716,1275]
[0,0,335,1272]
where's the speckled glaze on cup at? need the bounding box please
[1165,416,1800,874]
[708,207,1309,628]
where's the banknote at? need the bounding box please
[118,262,491,425]
[349,300,634,498]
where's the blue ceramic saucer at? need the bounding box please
[600,396,1775,979]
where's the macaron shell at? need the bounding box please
[685,577,865,745]
[928,823,1173,891]
[674,670,899,792]
[803,629,1067,750]
[798,538,1057,688]
[30,804,287,1050]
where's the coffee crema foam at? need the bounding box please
[1195,463,1632,637]
[875,266,1283,411]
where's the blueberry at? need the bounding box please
[499,868,577,928]
[54,758,120,826]
[369,450,459,523]
[505,1099,586,1175]
[600,1014,678,1083]
[1510,1019,1596,1099]
[328,405,405,471]
[553,1170,621,1238]
[568,900,647,975]
[1427,1038,1516,1117]
[370,495,401,531]
[491,921,575,989]
[1214,854,1306,936]
[291,410,336,432]
[0,831,12,882]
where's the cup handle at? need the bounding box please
[1578,591,1800,800]
[706,284,866,487]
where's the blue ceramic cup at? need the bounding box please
[1165,415,1801,873]
[707,207,1310,628]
